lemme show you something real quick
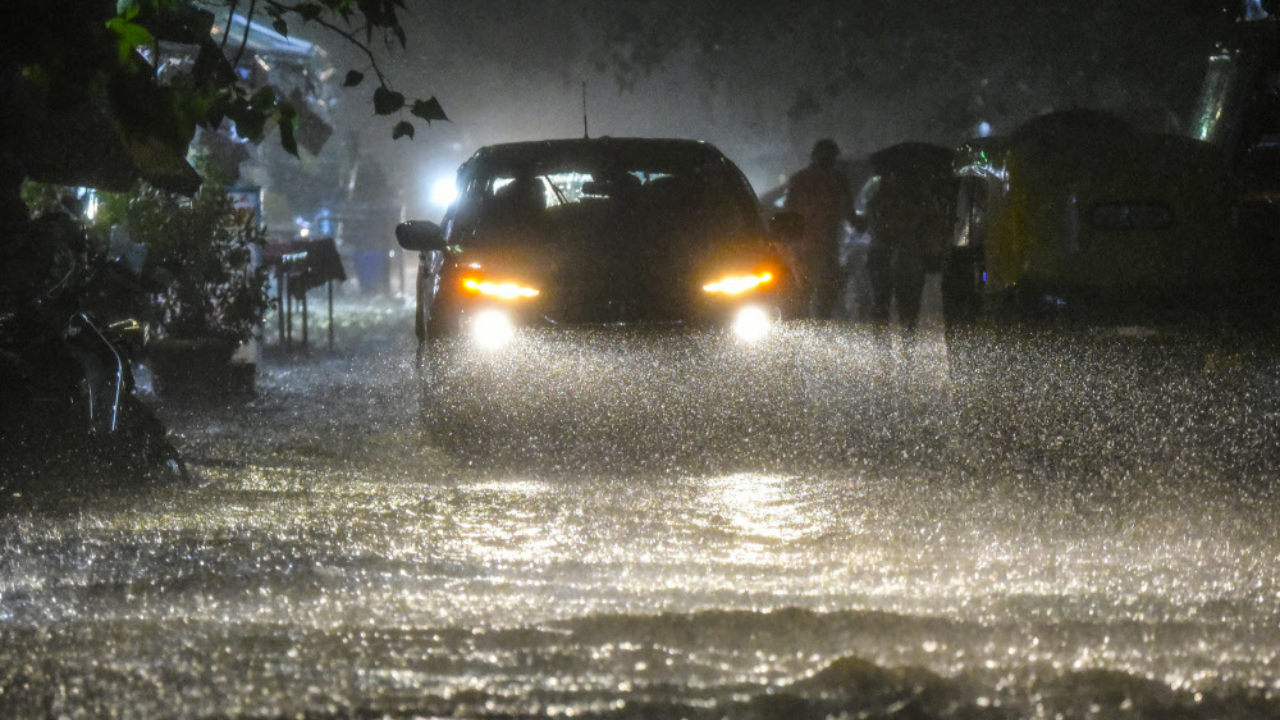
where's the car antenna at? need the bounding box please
[582,81,589,139]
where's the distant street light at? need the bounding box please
[430,177,458,210]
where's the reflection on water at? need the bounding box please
[2,305,1279,718]
[708,473,809,546]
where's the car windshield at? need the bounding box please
[448,151,763,247]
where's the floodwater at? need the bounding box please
[2,300,1279,719]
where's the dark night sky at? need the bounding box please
[287,0,1230,220]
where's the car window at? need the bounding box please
[451,159,762,246]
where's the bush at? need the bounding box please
[99,181,270,345]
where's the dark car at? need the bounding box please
[396,137,797,348]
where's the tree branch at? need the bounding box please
[263,1,391,86]
[222,0,240,51]
[231,0,257,71]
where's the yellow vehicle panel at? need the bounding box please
[957,112,1242,309]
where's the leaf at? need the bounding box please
[249,86,277,110]
[273,18,289,37]
[228,105,267,143]
[298,3,323,22]
[280,118,299,156]
[410,97,449,123]
[392,121,414,140]
[227,90,275,142]
[194,39,237,86]
[372,86,404,115]
[107,15,155,62]
[204,94,231,130]
[170,79,216,130]
[343,70,365,87]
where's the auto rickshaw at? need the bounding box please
[940,110,1248,331]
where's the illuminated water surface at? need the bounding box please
[2,304,1278,718]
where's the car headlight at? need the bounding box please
[702,270,775,295]
[731,304,772,341]
[461,276,540,300]
[471,309,515,349]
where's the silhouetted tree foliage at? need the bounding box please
[1,0,1268,219]
[581,0,1245,137]
[1,0,444,206]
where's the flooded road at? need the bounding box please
[2,301,1279,719]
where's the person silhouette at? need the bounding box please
[783,139,853,319]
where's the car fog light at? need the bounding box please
[732,305,771,342]
[471,309,515,349]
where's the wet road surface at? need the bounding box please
[2,300,1279,718]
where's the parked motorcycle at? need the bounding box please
[1,312,187,486]
[1,213,188,493]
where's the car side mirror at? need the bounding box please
[770,211,804,241]
[395,221,447,252]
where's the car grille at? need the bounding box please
[541,273,691,324]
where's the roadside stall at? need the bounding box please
[262,238,346,350]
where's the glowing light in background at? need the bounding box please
[430,177,459,209]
